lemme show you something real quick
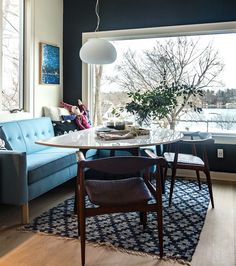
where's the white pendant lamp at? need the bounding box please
[79,0,117,65]
[80,38,117,64]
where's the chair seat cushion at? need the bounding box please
[85,177,152,207]
[164,152,204,166]
[27,147,78,184]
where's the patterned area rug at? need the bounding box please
[24,179,210,263]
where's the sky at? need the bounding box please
[101,32,236,92]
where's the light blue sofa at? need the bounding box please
[0,117,157,224]
[0,117,81,224]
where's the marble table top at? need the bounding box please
[36,126,183,150]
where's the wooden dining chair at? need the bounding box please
[163,132,215,208]
[76,152,166,266]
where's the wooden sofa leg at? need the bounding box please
[21,203,29,224]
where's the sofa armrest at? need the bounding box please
[0,150,28,205]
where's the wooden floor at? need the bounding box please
[0,180,235,266]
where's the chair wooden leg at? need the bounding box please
[139,212,147,229]
[78,182,86,266]
[204,170,214,208]
[156,163,164,258]
[169,168,176,207]
[74,203,77,214]
[21,203,29,224]
[161,165,166,194]
[157,209,163,258]
[156,171,164,258]
[74,177,78,214]
[79,208,86,266]
[75,175,80,238]
[77,198,80,237]
[196,170,202,190]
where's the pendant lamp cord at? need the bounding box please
[95,0,100,32]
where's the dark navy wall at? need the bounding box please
[63,0,236,173]
[208,144,236,173]
[63,0,236,104]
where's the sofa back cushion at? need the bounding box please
[0,117,55,154]
[17,117,55,154]
[0,122,27,152]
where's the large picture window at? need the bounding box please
[1,0,24,111]
[88,27,236,134]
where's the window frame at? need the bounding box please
[82,21,236,140]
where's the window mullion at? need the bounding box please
[19,0,24,109]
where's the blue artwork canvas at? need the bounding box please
[40,43,60,84]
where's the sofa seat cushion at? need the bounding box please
[27,147,78,184]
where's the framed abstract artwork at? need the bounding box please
[39,43,60,84]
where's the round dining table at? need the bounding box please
[36,126,183,204]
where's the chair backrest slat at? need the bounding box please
[80,156,159,175]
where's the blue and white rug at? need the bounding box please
[24,179,210,263]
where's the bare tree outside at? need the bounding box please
[213,114,235,131]
[1,0,22,110]
[107,37,224,129]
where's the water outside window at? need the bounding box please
[91,33,236,134]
